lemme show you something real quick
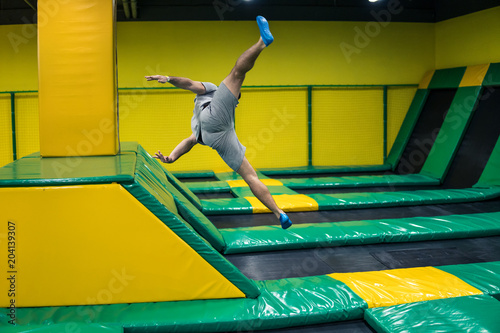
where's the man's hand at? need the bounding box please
[154,150,174,163]
[145,75,168,84]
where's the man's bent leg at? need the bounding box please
[237,157,283,218]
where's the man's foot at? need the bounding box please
[257,16,274,46]
[279,213,292,229]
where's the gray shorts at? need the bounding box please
[199,82,246,171]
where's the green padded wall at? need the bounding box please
[428,67,467,89]
[420,86,482,180]
[475,136,500,188]
[483,62,500,86]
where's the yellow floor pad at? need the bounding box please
[329,266,482,308]
[245,194,319,213]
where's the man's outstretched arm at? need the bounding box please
[145,75,206,94]
[154,134,197,164]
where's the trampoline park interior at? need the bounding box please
[2,1,500,332]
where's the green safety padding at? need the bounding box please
[221,212,500,254]
[164,169,203,210]
[216,171,270,181]
[175,200,226,252]
[133,151,225,251]
[420,86,482,180]
[428,66,467,89]
[260,164,391,176]
[201,188,500,214]
[119,141,140,152]
[475,136,500,188]
[231,186,298,198]
[437,261,500,297]
[0,324,123,333]
[279,174,439,190]
[21,141,138,158]
[0,153,136,187]
[133,153,177,214]
[310,188,500,211]
[134,172,179,214]
[0,276,366,332]
[187,181,231,193]
[365,295,500,333]
[135,145,203,210]
[16,152,39,158]
[216,172,245,181]
[483,62,500,86]
[124,181,260,298]
[386,89,429,169]
[172,170,215,178]
[202,198,254,215]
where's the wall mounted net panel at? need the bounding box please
[312,87,384,166]
[0,94,12,167]
[236,87,308,169]
[14,92,39,159]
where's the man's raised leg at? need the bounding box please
[222,16,274,98]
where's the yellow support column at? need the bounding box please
[38,0,119,156]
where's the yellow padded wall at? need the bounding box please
[38,0,119,157]
[0,95,12,167]
[0,184,245,307]
[0,24,38,92]
[436,7,500,69]
[118,21,434,87]
[312,87,384,166]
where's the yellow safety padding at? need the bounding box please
[0,184,244,307]
[227,179,283,188]
[459,63,490,87]
[329,267,482,308]
[245,194,319,213]
[38,0,119,156]
[418,70,435,89]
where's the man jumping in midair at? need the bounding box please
[146,16,292,229]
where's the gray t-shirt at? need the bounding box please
[191,82,218,143]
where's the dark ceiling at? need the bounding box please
[1,0,499,25]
